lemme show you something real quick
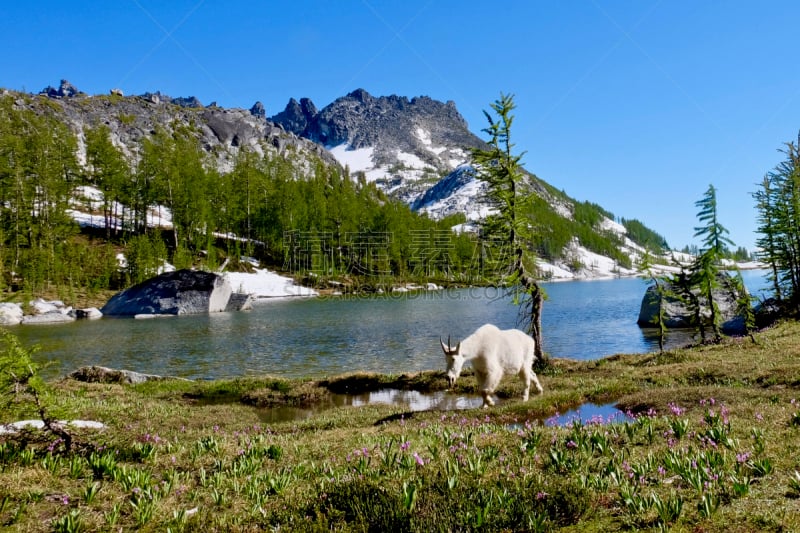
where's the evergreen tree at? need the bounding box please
[84,124,129,238]
[471,94,545,360]
[753,174,783,301]
[638,251,669,352]
[752,134,800,312]
[691,184,735,343]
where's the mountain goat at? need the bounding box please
[441,324,543,408]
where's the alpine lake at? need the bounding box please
[14,269,770,422]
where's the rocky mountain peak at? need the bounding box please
[346,88,373,104]
[270,90,486,203]
[40,79,83,98]
[249,101,266,119]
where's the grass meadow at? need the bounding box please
[2,321,800,531]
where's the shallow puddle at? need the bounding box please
[256,389,484,423]
[337,389,484,411]
[543,402,632,426]
[255,388,631,426]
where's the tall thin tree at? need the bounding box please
[471,93,545,360]
[691,184,735,343]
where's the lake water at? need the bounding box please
[17,270,770,381]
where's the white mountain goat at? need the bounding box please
[441,324,543,408]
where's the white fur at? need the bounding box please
[441,324,543,408]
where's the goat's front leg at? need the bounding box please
[481,390,495,408]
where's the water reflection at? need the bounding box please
[543,403,632,426]
[255,388,485,424]
[342,389,484,411]
[254,389,633,427]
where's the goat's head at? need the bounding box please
[440,335,464,388]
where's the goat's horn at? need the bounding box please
[440,336,449,353]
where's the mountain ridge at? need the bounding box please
[6,80,671,279]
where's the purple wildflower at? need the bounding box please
[736,452,751,464]
[668,403,685,416]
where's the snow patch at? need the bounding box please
[396,151,428,169]
[418,177,495,221]
[225,269,317,299]
[600,217,626,236]
[415,127,447,155]
[0,420,106,435]
[416,127,432,146]
[327,143,374,173]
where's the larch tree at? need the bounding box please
[691,183,735,343]
[471,93,545,360]
[753,134,800,312]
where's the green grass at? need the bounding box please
[3,322,800,531]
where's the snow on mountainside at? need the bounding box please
[410,165,494,222]
[272,88,678,279]
[271,89,482,203]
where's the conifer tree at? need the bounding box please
[638,251,669,352]
[753,134,800,311]
[691,184,735,343]
[84,125,128,238]
[471,93,545,360]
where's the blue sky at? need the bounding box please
[3,1,800,252]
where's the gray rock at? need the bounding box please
[101,269,232,316]
[68,365,186,384]
[249,101,266,119]
[29,298,65,315]
[225,292,253,312]
[171,95,203,108]
[100,269,253,316]
[21,313,76,325]
[637,272,747,334]
[203,108,260,148]
[0,303,23,325]
[40,79,82,98]
[69,307,103,320]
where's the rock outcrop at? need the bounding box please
[0,303,24,325]
[101,269,251,316]
[0,299,103,325]
[68,365,186,384]
[637,272,748,334]
[21,82,339,176]
[39,79,83,98]
[249,101,266,119]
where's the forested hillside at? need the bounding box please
[0,92,480,300]
[0,87,670,303]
